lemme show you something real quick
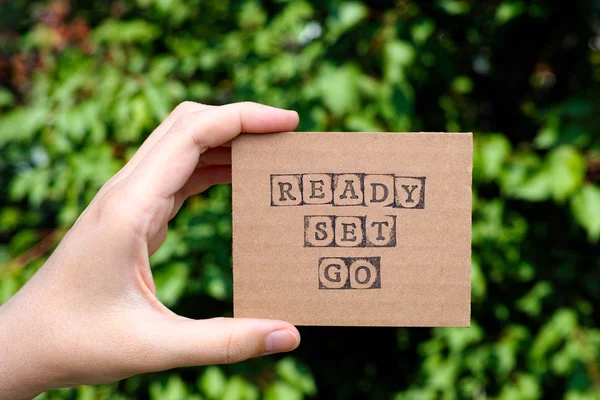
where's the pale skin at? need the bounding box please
[0,102,301,400]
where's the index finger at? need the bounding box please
[129,101,298,198]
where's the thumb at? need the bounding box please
[154,317,301,368]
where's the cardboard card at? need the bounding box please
[232,132,472,327]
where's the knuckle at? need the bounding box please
[170,107,212,153]
[174,101,203,114]
[171,112,194,131]
[80,179,156,239]
[224,326,245,364]
[87,182,134,228]
[89,188,119,224]
[98,185,125,215]
[171,112,204,140]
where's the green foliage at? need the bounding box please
[1,0,599,399]
[571,185,600,241]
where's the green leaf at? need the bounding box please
[512,171,552,201]
[0,276,18,305]
[221,376,259,400]
[436,323,483,353]
[76,385,97,400]
[238,0,267,29]
[345,113,384,132]
[383,40,416,84]
[545,146,586,202]
[264,381,303,400]
[411,19,436,45]
[150,231,187,265]
[500,152,551,201]
[22,25,59,49]
[516,281,553,317]
[94,19,160,44]
[438,0,470,15]
[530,309,578,365]
[534,114,560,149]
[330,1,368,38]
[451,76,473,94]
[314,63,362,116]
[149,375,189,400]
[474,134,511,182]
[0,107,47,146]
[276,357,317,395]
[497,373,541,399]
[339,2,367,27]
[570,185,600,241]
[144,83,172,121]
[188,223,217,240]
[189,82,212,101]
[205,273,228,300]
[471,259,487,302]
[198,367,227,399]
[154,262,189,306]
[0,87,14,107]
[496,2,526,24]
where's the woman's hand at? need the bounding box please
[0,102,301,400]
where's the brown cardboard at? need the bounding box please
[232,132,472,327]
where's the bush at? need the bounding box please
[1,0,599,398]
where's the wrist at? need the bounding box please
[0,296,53,399]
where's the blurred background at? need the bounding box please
[1,0,600,399]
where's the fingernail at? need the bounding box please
[264,329,300,354]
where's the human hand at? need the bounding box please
[0,102,301,400]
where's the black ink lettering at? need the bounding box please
[318,257,381,290]
[310,180,325,199]
[324,263,343,283]
[272,174,425,208]
[354,265,372,285]
[341,223,357,242]
[307,215,394,247]
[401,184,419,203]
[370,183,389,203]
[370,221,389,241]
[315,221,328,241]
[278,182,296,201]
[339,180,359,199]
